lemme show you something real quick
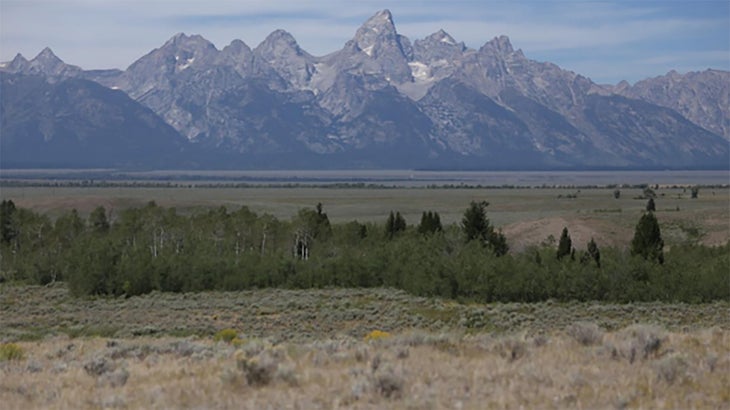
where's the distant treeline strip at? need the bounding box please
[1,180,726,190]
[0,200,727,303]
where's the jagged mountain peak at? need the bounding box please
[413,28,466,63]
[428,29,457,45]
[127,32,218,75]
[20,47,84,79]
[324,9,413,84]
[252,28,316,90]
[368,9,394,25]
[216,39,254,75]
[11,53,28,63]
[481,35,515,54]
[163,32,216,49]
[666,69,680,77]
[5,53,30,71]
[261,29,298,45]
[353,9,399,50]
[222,39,252,54]
[0,48,80,80]
[358,9,396,34]
[255,29,309,58]
[32,47,64,65]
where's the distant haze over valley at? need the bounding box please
[1,10,728,170]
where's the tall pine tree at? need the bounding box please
[0,199,18,245]
[556,227,572,260]
[631,212,664,264]
[385,211,407,239]
[461,201,508,256]
[418,211,442,235]
[646,198,656,212]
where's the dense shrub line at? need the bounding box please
[0,200,727,303]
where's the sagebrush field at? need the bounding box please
[1,285,729,409]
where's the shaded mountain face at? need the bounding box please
[0,73,188,168]
[1,9,728,170]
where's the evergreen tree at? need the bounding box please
[490,229,509,256]
[394,212,406,233]
[386,211,395,238]
[631,212,664,264]
[646,198,656,212]
[385,211,407,239]
[462,201,492,242]
[0,199,18,245]
[89,206,110,234]
[461,201,507,256]
[586,238,600,267]
[556,227,572,260]
[418,211,442,235]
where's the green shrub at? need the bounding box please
[214,328,239,344]
[0,343,25,361]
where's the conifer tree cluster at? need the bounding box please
[385,211,407,239]
[461,201,508,256]
[418,211,442,235]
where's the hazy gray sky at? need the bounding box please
[1,0,728,84]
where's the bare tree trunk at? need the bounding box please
[260,224,268,257]
[151,230,158,258]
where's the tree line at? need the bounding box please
[0,199,727,303]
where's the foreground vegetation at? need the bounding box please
[2,329,728,409]
[1,285,728,409]
[1,198,728,303]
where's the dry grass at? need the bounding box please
[1,285,729,408]
[1,326,728,409]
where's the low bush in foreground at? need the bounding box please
[0,343,24,361]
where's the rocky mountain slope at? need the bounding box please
[611,69,730,140]
[1,9,727,169]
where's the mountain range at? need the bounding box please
[1,9,728,169]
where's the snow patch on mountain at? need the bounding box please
[178,57,195,70]
[408,61,432,81]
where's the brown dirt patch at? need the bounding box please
[503,216,632,252]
